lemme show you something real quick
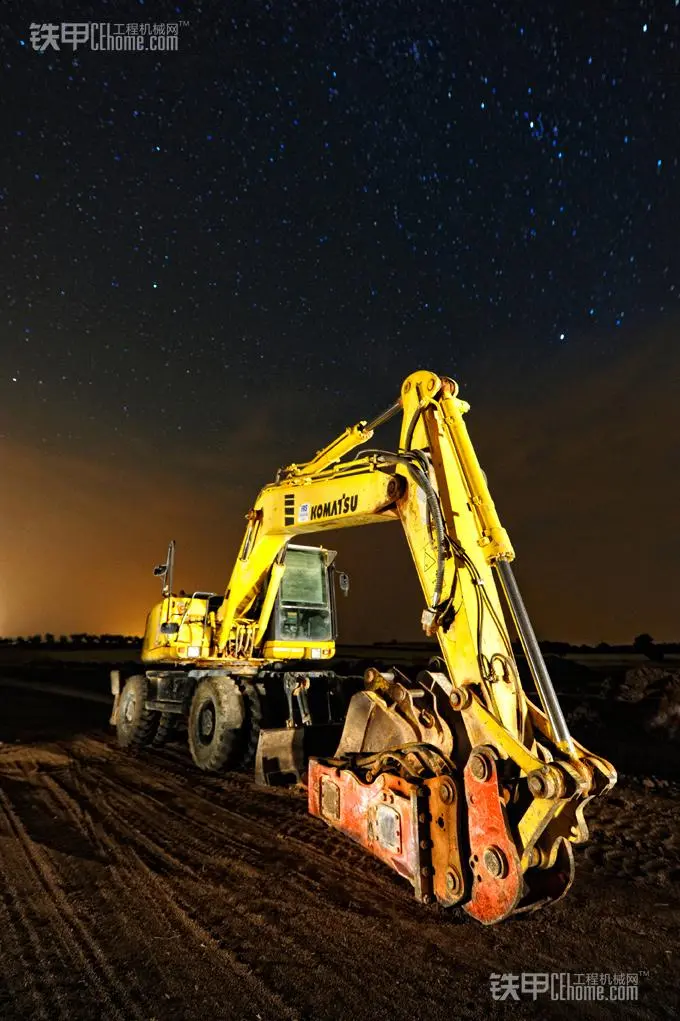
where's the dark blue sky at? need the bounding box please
[1,1,679,641]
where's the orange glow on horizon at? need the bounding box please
[2,331,680,645]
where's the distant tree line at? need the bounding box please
[0,634,142,648]
[516,633,671,662]
[0,633,674,662]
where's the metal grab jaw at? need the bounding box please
[308,743,533,922]
[308,760,462,907]
[307,654,616,924]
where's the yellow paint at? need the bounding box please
[139,368,615,872]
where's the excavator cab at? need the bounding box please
[260,544,340,660]
[255,545,358,785]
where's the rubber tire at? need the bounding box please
[117,675,159,748]
[152,712,178,747]
[237,681,263,769]
[188,675,246,772]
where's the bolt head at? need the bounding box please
[449,687,470,710]
[483,846,508,879]
[445,869,462,894]
[469,752,492,782]
[527,767,563,799]
[527,771,547,797]
[439,782,454,803]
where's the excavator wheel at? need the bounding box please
[188,675,247,772]
[116,675,159,748]
[234,680,263,769]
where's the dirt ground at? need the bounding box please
[0,675,678,1021]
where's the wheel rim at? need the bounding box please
[198,702,216,744]
[122,690,136,723]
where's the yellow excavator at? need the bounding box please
[111,369,616,923]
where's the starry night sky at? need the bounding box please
[2,1,680,643]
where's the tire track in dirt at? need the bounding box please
[64,757,439,1021]
[3,715,679,1021]
[4,748,301,1021]
[63,739,484,1015]
[38,772,242,1019]
[108,744,422,903]
[115,841,305,1021]
[13,729,680,903]
[0,787,146,1021]
[0,820,61,1021]
[88,744,439,926]
[78,738,680,1016]
[67,737,424,911]
[41,775,296,1016]
[57,757,307,1021]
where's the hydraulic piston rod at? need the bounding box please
[495,559,575,755]
[364,399,402,433]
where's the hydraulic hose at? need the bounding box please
[403,405,423,452]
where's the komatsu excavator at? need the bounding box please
[111,369,616,924]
